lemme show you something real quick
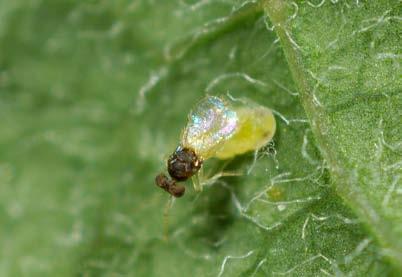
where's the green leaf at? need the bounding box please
[0,0,399,276]
[264,0,402,270]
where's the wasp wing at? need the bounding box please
[181,96,238,159]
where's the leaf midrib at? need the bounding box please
[263,0,402,271]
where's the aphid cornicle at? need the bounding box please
[155,95,276,197]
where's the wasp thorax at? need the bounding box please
[167,147,202,181]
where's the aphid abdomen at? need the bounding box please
[214,106,276,159]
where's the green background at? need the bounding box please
[0,0,400,276]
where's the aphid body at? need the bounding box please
[156,95,276,197]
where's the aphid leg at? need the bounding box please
[201,171,242,187]
[192,172,203,192]
[163,195,175,241]
[218,159,233,173]
[201,158,232,181]
[246,149,259,175]
[194,159,242,189]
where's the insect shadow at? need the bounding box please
[179,154,255,247]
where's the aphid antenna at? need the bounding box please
[226,91,247,104]
[246,149,259,175]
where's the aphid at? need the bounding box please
[155,95,276,197]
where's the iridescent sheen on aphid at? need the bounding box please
[181,95,276,160]
[182,96,238,159]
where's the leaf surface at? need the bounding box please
[0,0,399,276]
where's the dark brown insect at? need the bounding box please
[155,147,203,197]
[167,147,202,180]
[155,173,185,197]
